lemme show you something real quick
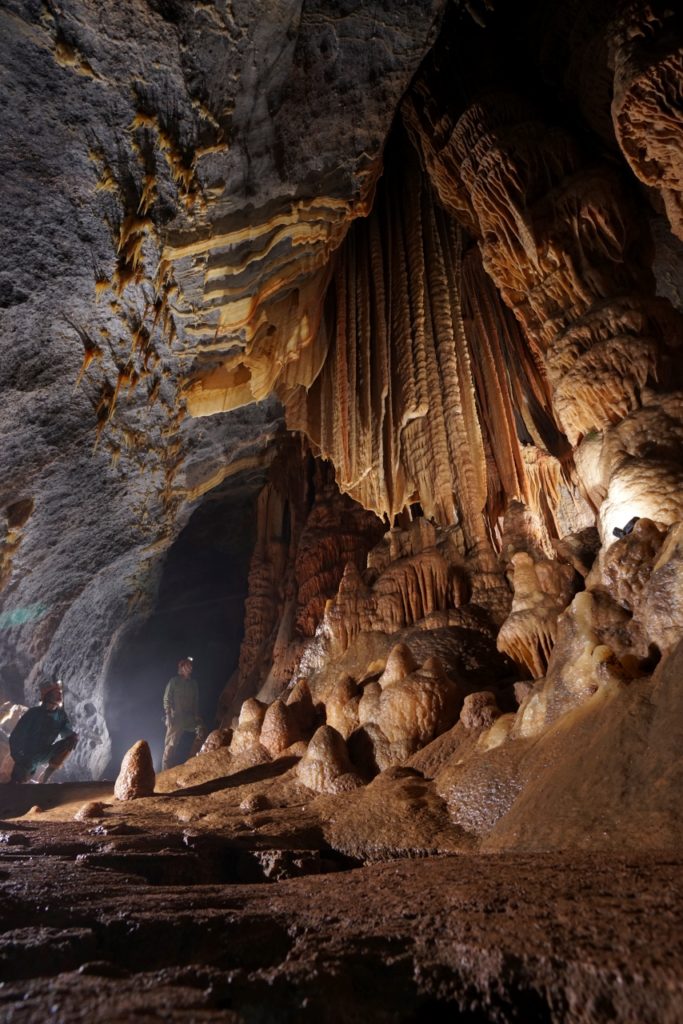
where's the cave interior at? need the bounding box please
[0,0,682,1019]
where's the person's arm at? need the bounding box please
[163,680,175,721]
[193,680,203,732]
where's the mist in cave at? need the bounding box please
[103,478,259,774]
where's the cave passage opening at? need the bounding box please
[103,474,263,775]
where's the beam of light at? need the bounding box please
[0,603,47,630]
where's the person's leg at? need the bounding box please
[162,724,182,770]
[174,731,195,765]
[10,759,32,783]
[36,734,78,783]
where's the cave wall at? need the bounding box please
[0,0,444,776]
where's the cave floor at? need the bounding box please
[0,783,681,1023]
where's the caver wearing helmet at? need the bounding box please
[162,657,205,769]
[9,679,79,783]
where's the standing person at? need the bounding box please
[162,657,204,769]
[9,680,79,783]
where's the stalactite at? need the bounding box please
[406,70,683,540]
[285,131,573,551]
[497,551,577,679]
[323,533,454,654]
[609,0,683,242]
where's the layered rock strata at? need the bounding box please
[0,0,445,777]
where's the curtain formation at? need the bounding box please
[285,133,573,551]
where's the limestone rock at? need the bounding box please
[610,0,683,241]
[358,682,382,727]
[553,528,601,578]
[296,725,362,795]
[0,0,441,777]
[599,518,667,613]
[285,678,316,736]
[320,521,496,660]
[405,31,683,564]
[74,801,107,822]
[294,485,385,638]
[497,552,577,678]
[460,692,501,732]
[0,702,28,783]
[230,699,268,755]
[199,729,232,754]
[378,644,418,689]
[319,766,465,860]
[114,741,155,801]
[641,523,683,656]
[347,723,417,778]
[260,699,301,758]
[377,656,461,749]
[240,793,271,814]
[325,676,360,739]
[513,682,534,707]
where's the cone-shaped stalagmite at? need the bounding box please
[114,741,155,801]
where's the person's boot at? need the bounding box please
[37,764,56,784]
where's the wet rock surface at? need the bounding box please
[0,809,680,1023]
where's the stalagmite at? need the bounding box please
[497,552,577,678]
[376,656,460,749]
[378,644,418,689]
[229,699,268,755]
[259,698,302,758]
[460,691,501,732]
[325,676,360,740]
[114,741,155,800]
[296,725,362,795]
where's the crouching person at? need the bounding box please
[9,680,79,783]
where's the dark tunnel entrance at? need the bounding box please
[103,475,262,775]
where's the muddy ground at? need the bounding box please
[0,777,681,1023]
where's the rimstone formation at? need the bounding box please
[1,0,683,1021]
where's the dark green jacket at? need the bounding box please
[9,705,74,764]
[163,675,200,732]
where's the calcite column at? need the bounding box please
[230,482,291,706]
[405,88,683,537]
[222,458,385,717]
[609,0,683,242]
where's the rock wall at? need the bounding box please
[0,0,444,776]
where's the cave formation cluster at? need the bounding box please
[197,0,683,854]
[2,0,683,1018]
[1,0,683,854]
